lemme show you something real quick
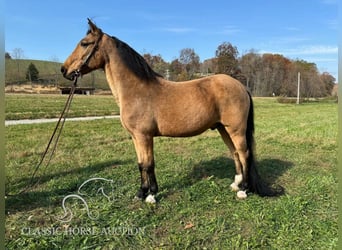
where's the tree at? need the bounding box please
[293,60,322,98]
[12,48,24,59]
[238,51,332,97]
[239,50,261,92]
[12,48,25,83]
[201,58,215,75]
[169,59,183,81]
[215,42,239,76]
[26,63,39,82]
[5,52,11,59]
[142,53,169,76]
[179,48,200,79]
[320,72,336,96]
[259,54,293,96]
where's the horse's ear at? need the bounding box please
[87,18,99,33]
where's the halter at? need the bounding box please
[77,32,104,76]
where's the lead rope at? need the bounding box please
[6,74,79,196]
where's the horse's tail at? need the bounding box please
[246,92,284,197]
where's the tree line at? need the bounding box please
[142,42,336,97]
[6,41,336,97]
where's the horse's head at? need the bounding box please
[61,19,105,81]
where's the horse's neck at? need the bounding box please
[103,48,164,109]
[103,55,142,108]
[103,62,122,107]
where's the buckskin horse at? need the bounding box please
[61,19,282,203]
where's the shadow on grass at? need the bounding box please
[160,156,293,199]
[5,159,129,213]
[6,157,293,213]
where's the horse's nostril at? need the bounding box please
[61,66,66,74]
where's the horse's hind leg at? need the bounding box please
[132,134,158,203]
[217,126,244,192]
[229,131,250,199]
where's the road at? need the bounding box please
[5,115,120,126]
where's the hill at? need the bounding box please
[5,59,109,90]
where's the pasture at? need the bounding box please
[5,95,337,249]
[5,94,119,120]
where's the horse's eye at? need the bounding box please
[80,41,89,47]
[80,41,95,48]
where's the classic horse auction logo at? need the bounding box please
[56,178,115,222]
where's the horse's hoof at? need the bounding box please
[237,190,247,199]
[230,183,240,192]
[145,194,156,204]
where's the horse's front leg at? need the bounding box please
[132,134,158,203]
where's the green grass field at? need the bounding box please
[5,95,337,249]
[5,94,119,120]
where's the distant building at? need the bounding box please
[59,87,95,95]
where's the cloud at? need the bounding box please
[273,36,310,44]
[259,45,338,62]
[289,45,338,55]
[260,45,338,56]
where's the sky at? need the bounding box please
[5,0,338,81]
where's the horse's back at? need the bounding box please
[181,74,250,115]
[153,74,249,137]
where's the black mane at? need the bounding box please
[111,36,163,82]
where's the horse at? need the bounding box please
[61,19,283,203]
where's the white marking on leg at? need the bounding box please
[234,174,243,185]
[230,183,240,192]
[231,174,243,192]
[237,190,247,199]
[145,194,156,204]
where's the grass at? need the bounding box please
[5,96,337,249]
[5,94,119,120]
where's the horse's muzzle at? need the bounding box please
[61,66,78,81]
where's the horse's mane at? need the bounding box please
[111,36,163,82]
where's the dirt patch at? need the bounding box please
[5,84,60,94]
[5,84,112,95]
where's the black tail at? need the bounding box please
[246,92,284,197]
